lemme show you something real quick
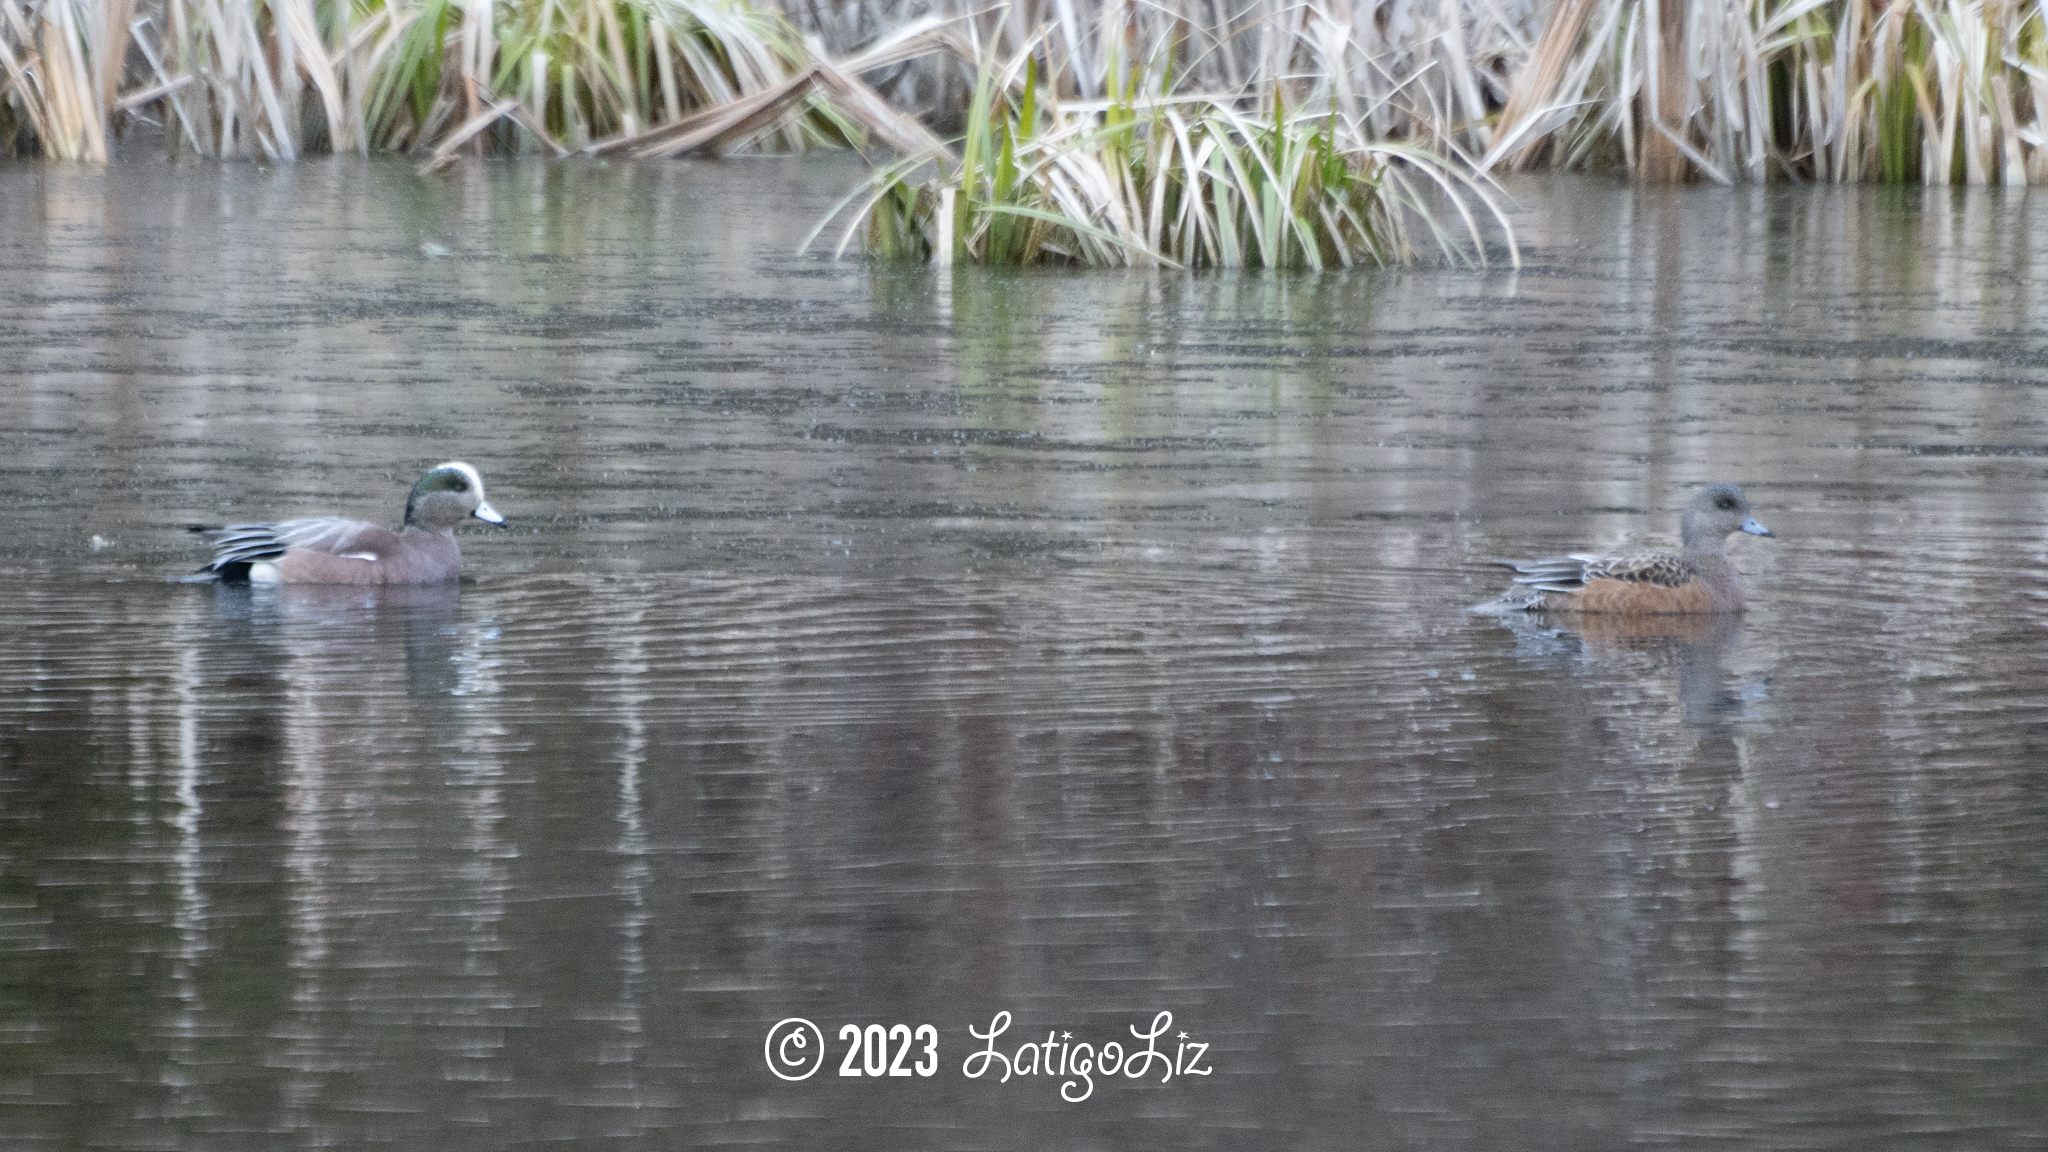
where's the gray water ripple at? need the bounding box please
[1,159,2046,1149]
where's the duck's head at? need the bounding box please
[1681,482,1771,547]
[404,461,503,530]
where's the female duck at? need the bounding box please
[190,461,503,584]
[1486,483,1772,614]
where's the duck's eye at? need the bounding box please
[1715,495,1736,510]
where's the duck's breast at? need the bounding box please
[380,529,463,584]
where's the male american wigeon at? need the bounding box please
[1483,482,1773,614]
[189,462,503,584]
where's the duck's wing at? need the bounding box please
[1577,549,1697,588]
[1490,554,1593,593]
[1492,549,1699,593]
[191,518,398,574]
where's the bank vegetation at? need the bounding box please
[6,0,2048,265]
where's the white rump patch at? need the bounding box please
[249,562,283,584]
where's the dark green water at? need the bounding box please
[1,157,2044,1149]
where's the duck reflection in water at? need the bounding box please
[1486,609,1750,731]
[204,581,474,700]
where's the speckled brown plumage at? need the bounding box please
[1483,483,1773,616]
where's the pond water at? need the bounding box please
[2,157,2045,1149]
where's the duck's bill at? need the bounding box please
[1741,517,1773,537]
[474,501,505,524]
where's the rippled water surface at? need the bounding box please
[2,158,2046,1149]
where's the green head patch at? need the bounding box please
[404,462,497,527]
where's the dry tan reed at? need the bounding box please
[784,0,1541,152]
[1493,0,2048,185]
[810,37,1519,268]
[4,0,1543,161]
[3,0,882,159]
[16,0,2047,189]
